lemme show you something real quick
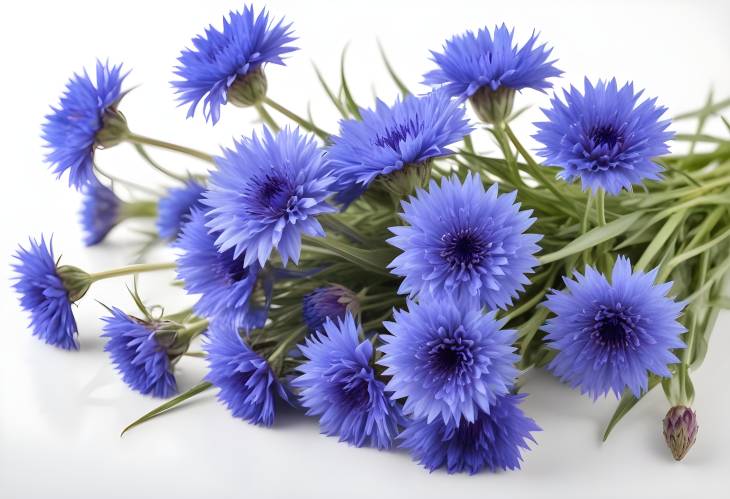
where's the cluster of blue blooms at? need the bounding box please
[12,3,694,473]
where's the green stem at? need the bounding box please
[179,319,209,341]
[268,326,306,365]
[132,144,196,183]
[88,262,176,283]
[255,102,280,132]
[126,132,214,163]
[120,200,158,219]
[263,97,330,140]
[596,189,607,226]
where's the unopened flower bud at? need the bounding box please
[469,86,515,125]
[228,67,268,107]
[302,285,360,334]
[662,405,698,461]
[96,108,129,148]
[373,160,432,205]
[56,265,92,302]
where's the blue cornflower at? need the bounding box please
[400,394,540,474]
[326,91,472,205]
[379,299,518,425]
[101,307,180,398]
[301,285,359,334]
[543,257,686,399]
[12,236,79,350]
[80,181,121,246]
[205,127,335,267]
[173,5,297,124]
[534,78,673,195]
[423,25,561,123]
[293,313,404,449]
[176,208,269,331]
[42,60,128,189]
[388,174,541,310]
[157,180,207,240]
[205,321,288,426]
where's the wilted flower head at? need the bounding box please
[173,5,297,124]
[380,299,518,425]
[543,257,686,399]
[205,127,335,267]
[101,307,183,398]
[42,60,128,189]
[534,78,673,194]
[157,180,206,240]
[302,285,360,334]
[80,181,122,246]
[424,25,560,123]
[663,405,698,461]
[400,394,540,474]
[294,313,404,449]
[326,92,472,205]
[388,174,540,310]
[176,208,269,331]
[205,321,288,426]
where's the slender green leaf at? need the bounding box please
[603,376,661,441]
[377,39,410,95]
[340,46,361,119]
[635,211,685,271]
[312,63,348,117]
[674,96,730,120]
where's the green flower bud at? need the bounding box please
[96,108,129,148]
[662,405,698,461]
[56,265,92,302]
[228,67,268,107]
[469,86,515,125]
[373,160,432,206]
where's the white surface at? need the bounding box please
[1,1,729,497]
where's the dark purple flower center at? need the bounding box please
[589,303,641,349]
[325,363,372,410]
[589,124,622,149]
[218,246,250,284]
[426,326,475,378]
[441,228,490,269]
[245,172,297,217]
[373,118,424,151]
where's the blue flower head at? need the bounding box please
[327,91,472,205]
[400,394,540,474]
[157,180,207,240]
[388,174,541,310]
[80,181,121,246]
[176,208,270,331]
[205,321,288,426]
[302,285,359,334]
[173,5,297,124]
[380,299,518,425]
[42,61,128,189]
[102,308,182,398]
[534,78,673,195]
[293,313,405,449]
[543,257,686,399]
[205,127,335,268]
[12,236,79,350]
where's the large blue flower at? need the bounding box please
[543,257,686,399]
[157,180,207,240]
[176,208,269,331]
[80,181,121,246]
[205,321,288,426]
[379,299,518,425]
[326,91,472,205]
[301,285,359,334]
[172,5,297,124]
[534,78,673,194]
[12,236,79,350]
[205,127,335,267]
[293,313,404,449]
[400,394,540,474]
[101,307,178,398]
[42,61,128,189]
[388,174,540,310]
[423,24,561,100]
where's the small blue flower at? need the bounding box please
[176,208,269,331]
[388,174,541,310]
[302,285,359,334]
[399,394,540,474]
[173,5,297,124]
[205,321,288,426]
[157,180,207,240]
[379,299,518,425]
[205,127,335,268]
[101,307,178,398]
[326,92,472,205]
[423,24,561,99]
[543,257,686,399]
[293,313,404,449]
[42,60,128,189]
[80,181,121,246]
[534,78,673,194]
[12,236,78,350]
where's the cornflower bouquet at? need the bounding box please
[12,4,730,473]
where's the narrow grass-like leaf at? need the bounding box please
[602,376,661,441]
[377,39,410,95]
[312,62,348,118]
[340,45,361,119]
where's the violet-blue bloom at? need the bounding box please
[205,127,335,268]
[400,394,540,474]
[388,174,541,310]
[534,78,673,194]
[301,285,359,334]
[543,256,686,399]
[80,181,121,246]
[379,299,518,425]
[293,313,404,449]
[157,180,207,240]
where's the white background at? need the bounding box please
[1,0,729,497]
